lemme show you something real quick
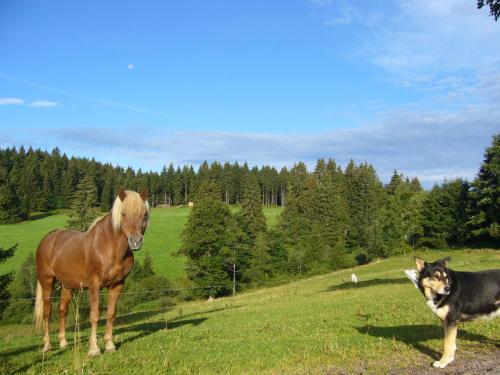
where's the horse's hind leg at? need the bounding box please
[41,278,54,352]
[58,287,73,349]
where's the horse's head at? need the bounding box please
[112,189,150,250]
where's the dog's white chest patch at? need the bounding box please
[426,300,449,320]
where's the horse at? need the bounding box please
[34,189,150,356]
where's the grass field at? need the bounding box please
[0,206,284,278]
[0,249,498,374]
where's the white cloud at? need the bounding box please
[3,105,495,188]
[28,100,59,108]
[0,97,24,105]
[364,0,500,75]
[127,64,134,70]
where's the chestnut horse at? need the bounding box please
[34,190,149,356]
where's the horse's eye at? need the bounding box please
[122,213,126,217]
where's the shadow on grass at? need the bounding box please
[2,310,195,375]
[0,316,205,375]
[28,211,58,221]
[324,277,408,292]
[0,344,40,359]
[172,304,244,321]
[115,317,207,349]
[356,324,500,360]
[65,308,170,332]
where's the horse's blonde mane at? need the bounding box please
[111,190,150,231]
[87,215,106,232]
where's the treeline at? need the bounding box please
[179,135,499,298]
[0,146,288,223]
[0,135,498,304]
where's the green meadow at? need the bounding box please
[0,249,498,374]
[0,206,284,279]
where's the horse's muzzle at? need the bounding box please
[128,235,144,250]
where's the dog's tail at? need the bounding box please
[34,281,44,331]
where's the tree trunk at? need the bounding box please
[232,250,236,295]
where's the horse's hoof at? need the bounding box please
[43,344,52,353]
[105,342,116,352]
[87,348,101,357]
[59,340,68,350]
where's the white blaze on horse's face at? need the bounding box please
[116,190,149,251]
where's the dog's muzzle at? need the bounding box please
[128,234,144,250]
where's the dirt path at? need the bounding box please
[392,349,500,375]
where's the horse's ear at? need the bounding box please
[415,257,426,272]
[119,190,127,202]
[140,189,148,201]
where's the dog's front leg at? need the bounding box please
[433,321,457,368]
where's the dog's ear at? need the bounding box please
[438,257,451,266]
[415,257,426,272]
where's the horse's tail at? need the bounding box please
[34,281,43,331]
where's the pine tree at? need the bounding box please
[386,170,403,195]
[142,252,155,277]
[247,233,272,283]
[3,254,36,323]
[0,243,16,320]
[468,134,500,243]
[100,170,115,211]
[278,162,312,242]
[0,167,26,223]
[421,179,469,247]
[179,181,233,298]
[239,174,266,241]
[66,174,100,231]
[344,162,385,258]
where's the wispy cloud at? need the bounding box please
[323,5,354,26]
[0,97,24,106]
[0,73,193,125]
[28,100,59,108]
[308,0,333,7]
[2,106,495,188]
[0,97,59,107]
[364,0,500,75]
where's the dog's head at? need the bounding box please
[415,256,451,300]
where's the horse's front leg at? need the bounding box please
[104,283,124,352]
[88,282,101,357]
[58,287,73,349]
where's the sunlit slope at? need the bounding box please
[1,249,498,374]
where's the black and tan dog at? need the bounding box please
[414,256,500,368]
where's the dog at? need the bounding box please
[351,273,358,283]
[414,256,500,368]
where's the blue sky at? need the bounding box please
[0,0,499,187]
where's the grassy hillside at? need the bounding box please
[0,249,498,374]
[0,206,283,278]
